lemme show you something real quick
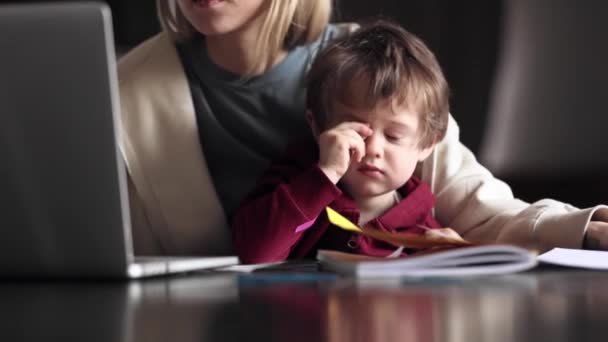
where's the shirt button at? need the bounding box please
[347,236,359,249]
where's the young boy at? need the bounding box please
[232,20,454,264]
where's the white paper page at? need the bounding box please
[538,248,608,270]
[217,260,318,273]
[217,261,286,273]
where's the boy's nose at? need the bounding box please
[364,134,382,158]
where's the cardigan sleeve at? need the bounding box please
[422,114,608,252]
[232,159,342,264]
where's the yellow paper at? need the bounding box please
[325,206,474,249]
[325,207,363,232]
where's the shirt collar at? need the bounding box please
[329,176,436,231]
[378,177,436,231]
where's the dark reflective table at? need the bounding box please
[2,264,608,342]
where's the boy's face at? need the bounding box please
[326,99,435,200]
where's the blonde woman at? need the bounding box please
[118,0,608,257]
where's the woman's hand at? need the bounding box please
[317,122,372,184]
[584,221,608,250]
[423,227,470,244]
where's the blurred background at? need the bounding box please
[6,0,608,208]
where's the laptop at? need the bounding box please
[0,2,238,278]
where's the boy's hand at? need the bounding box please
[317,122,372,184]
[584,221,608,250]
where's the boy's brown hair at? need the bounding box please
[306,20,450,148]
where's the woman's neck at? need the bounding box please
[205,29,287,76]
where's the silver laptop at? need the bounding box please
[0,2,238,278]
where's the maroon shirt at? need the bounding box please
[232,141,441,264]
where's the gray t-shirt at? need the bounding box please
[177,25,341,218]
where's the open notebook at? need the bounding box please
[317,246,608,278]
[317,245,537,278]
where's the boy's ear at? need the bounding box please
[306,110,321,138]
[417,143,436,162]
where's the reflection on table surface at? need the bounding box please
[1,265,608,342]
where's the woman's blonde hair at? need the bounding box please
[156,0,332,75]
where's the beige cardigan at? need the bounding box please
[117,32,606,256]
